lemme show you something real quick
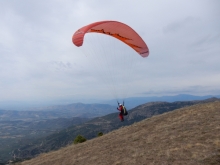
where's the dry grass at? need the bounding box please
[16,101,220,165]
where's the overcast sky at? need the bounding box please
[0,0,220,106]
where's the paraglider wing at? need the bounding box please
[72,21,149,57]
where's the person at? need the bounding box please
[117,102,128,122]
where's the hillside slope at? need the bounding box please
[13,98,218,161]
[16,101,220,165]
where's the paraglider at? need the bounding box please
[117,102,128,122]
[72,20,149,57]
[72,20,149,121]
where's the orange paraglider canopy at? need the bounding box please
[72,21,149,57]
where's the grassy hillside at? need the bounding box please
[12,99,214,161]
[16,101,220,165]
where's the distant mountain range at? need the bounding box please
[103,94,220,109]
[1,94,220,111]
[2,94,219,121]
[0,103,116,121]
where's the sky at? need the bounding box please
[0,0,220,108]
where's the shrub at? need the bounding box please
[97,132,103,137]
[73,135,87,144]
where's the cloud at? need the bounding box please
[0,0,220,107]
[141,85,220,96]
[163,17,200,34]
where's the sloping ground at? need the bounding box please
[13,99,205,161]
[16,101,220,165]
